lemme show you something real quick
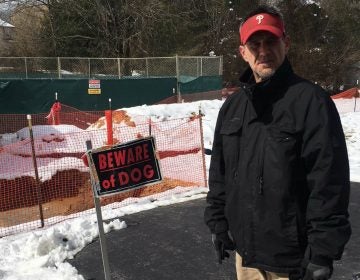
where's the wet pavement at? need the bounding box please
[70,182,360,280]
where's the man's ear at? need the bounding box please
[284,36,290,53]
[239,45,247,62]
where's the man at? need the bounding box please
[204,5,351,280]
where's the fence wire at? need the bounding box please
[0,56,222,79]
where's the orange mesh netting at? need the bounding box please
[331,87,359,99]
[0,104,206,236]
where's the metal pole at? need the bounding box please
[219,56,223,75]
[198,106,208,188]
[88,58,91,78]
[146,58,149,77]
[86,140,111,280]
[197,57,200,77]
[117,58,121,79]
[57,57,61,79]
[175,55,181,103]
[24,57,28,79]
[355,80,359,112]
[27,114,45,227]
[175,55,179,80]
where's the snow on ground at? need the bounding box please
[333,98,360,182]
[341,112,360,182]
[0,153,87,181]
[0,187,208,280]
[0,98,359,280]
[333,97,360,114]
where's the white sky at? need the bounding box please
[0,97,359,280]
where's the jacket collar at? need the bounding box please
[239,57,293,92]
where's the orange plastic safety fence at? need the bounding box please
[0,104,104,135]
[0,113,206,237]
[0,113,50,134]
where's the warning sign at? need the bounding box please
[88,88,101,94]
[87,137,162,197]
[89,83,101,89]
[88,80,101,94]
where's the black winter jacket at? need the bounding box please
[204,58,351,274]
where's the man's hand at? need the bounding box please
[303,263,331,280]
[211,232,235,264]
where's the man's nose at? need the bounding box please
[258,41,270,53]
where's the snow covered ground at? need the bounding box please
[0,98,359,280]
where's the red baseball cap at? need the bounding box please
[240,13,285,44]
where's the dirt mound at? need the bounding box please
[0,169,89,212]
[0,175,198,228]
[89,110,136,129]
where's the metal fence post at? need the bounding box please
[175,55,181,103]
[175,54,179,79]
[219,56,223,75]
[88,58,91,78]
[24,57,28,79]
[57,57,61,79]
[196,57,199,77]
[117,58,121,79]
[355,80,359,112]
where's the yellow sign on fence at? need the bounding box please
[88,88,101,95]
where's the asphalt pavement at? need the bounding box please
[70,182,360,280]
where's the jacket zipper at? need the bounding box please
[258,176,264,194]
[258,134,266,195]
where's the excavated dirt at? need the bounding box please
[89,110,136,129]
[0,176,197,228]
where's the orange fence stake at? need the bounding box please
[46,102,62,125]
[105,110,113,145]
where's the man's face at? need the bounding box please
[239,31,290,82]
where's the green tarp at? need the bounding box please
[0,76,222,114]
[179,76,222,93]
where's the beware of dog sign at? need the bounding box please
[87,137,162,197]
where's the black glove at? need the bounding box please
[211,231,235,264]
[302,262,332,280]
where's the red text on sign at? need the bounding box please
[98,143,150,170]
[101,164,155,189]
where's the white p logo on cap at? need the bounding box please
[256,15,264,24]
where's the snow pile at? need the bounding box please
[0,186,207,280]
